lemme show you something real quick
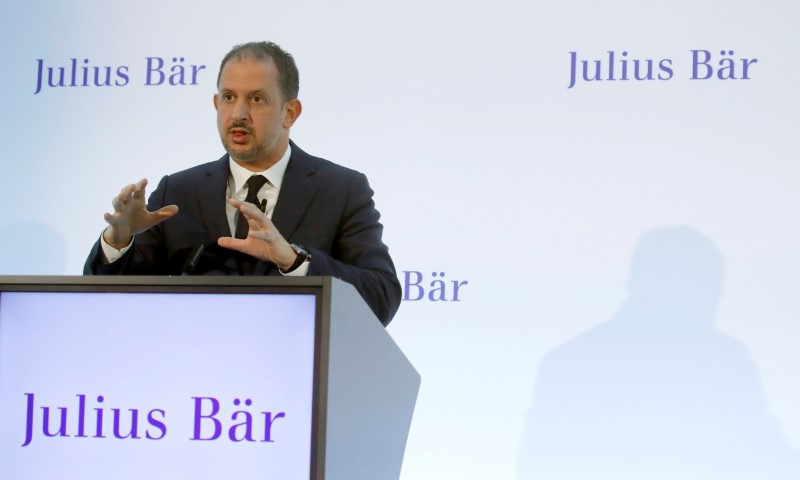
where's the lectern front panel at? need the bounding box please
[0,289,318,479]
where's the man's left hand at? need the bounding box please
[217,199,298,270]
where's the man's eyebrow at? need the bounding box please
[219,87,269,97]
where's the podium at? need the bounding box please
[0,276,420,480]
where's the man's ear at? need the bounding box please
[283,99,302,128]
[213,93,219,111]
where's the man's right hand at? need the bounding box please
[102,178,179,250]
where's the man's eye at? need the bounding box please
[224,94,234,101]
[252,96,264,104]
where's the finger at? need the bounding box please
[217,236,249,254]
[155,205,179,215]
[237,201,270,218]
[119,183,137,196]
[229,199,262,225]
[238,203,270,228]
[113,183,138,210]
[111,192,127,211]
[133,178,149,199]
[103,210,126,227]
[152,205,179,220]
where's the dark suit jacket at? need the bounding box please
[85,142,401,325]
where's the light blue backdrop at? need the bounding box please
[1,1,798,478]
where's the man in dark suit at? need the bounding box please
[84,41,400,325]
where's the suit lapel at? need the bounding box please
[198,155,232,240]
[271,144,321,241]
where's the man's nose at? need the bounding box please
[231,99,249,120]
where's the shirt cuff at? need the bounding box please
[279,260,310,277]
[99,231,133,264]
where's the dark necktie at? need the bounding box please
[235,175,268,239]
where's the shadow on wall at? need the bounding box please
[518,226,800,480]
[0,221,67,275]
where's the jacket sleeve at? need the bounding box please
[303,172,401,326]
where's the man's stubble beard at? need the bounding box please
[224,139,268,164]
[222,124,285,166]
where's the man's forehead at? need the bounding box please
[221,56,276,75]
[218,57,278,89]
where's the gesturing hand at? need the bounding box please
[217,199,298,270]
[102,178,179,249]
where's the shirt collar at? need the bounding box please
[228,144,292,193]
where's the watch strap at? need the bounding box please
[280,244,310,274]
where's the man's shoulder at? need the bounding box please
[166,155,228,181]
[289,143,365,181]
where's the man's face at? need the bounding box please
[214,58,298,171]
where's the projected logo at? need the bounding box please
[20,393,286,447]
[567,49,759,89]
[402,270,469,302]
[34,57,208,94]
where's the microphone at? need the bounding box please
[181,244,207,275]
[258,198,267,213]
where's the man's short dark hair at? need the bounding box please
[217,41,299,102]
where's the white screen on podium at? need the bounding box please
[0,290,318,479]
